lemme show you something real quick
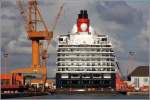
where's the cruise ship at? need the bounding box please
[56,10,117,90]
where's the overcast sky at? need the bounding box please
[1,0,149,77]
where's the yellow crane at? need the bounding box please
[11,0,64,91]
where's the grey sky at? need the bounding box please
[1,0,149,77]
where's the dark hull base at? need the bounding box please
[56,73,116,89]
[56,88,117,95]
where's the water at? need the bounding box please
[16,94,149,99]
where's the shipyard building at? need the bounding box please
[56,10,117,90]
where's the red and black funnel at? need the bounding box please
[77,10,90,32]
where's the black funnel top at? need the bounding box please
[78,10,88,19]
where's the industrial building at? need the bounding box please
[128,66,149,91]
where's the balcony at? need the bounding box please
[58,44,112,47]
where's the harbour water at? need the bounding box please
[15,94,149,99]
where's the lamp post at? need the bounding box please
[4,51,8,74]
[127,51,136,76]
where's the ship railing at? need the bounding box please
[57,51,114,53]
[57,71,116,73]
[58,44,112,47]
[57,61,115,62]
[57,56,115,58]
[58,46,112,48]
[57,65,115,67]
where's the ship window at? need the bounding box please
[65,63,68,66]
[92,63,95,66]
[105,49,109,52]
[102,38,107,41]
[57,63,60,66]
[97,40,100,44]
[106,45,110,47]
[97,49,100,52]
[107,68,110,71]
[58,68,61,71]
[103,68,107,71]
[72,74,78,77]
[58,58,60,61]
[62,68,65,71]
[76,54,79,56]
[110,49,113,52]
[71,63,73,66]
[93,74,100,77]
[66,68,68,71]
[106,58,109,61]
[107,63,110,66]
[111,63,114,66]
[111,68,115,71]
[59,38,63,41]
[87,68,90,71]
[92,68,96,71]
[111,59,114,61]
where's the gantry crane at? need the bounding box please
[11,0,64,91]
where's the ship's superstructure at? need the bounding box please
[56,10,117,90]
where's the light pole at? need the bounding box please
[127,51,136,76]
[4,51,8,74]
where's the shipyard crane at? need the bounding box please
[11,0,64,91]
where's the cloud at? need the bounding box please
[1,0,23,50]
[96,1,142,25]
[1,0,17,9]
[90,1,146,39]
[136,14,150,49]
[109,35,124,52]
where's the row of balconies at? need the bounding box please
[57,52,114,54]
[57,58,115,62]
[57,67,115,72]
[57,64,115,67]
[58,44,112,47]
[60,73,112,79]
[57,62,115,66]
[58,56,115,59]
[58,46,111,49]
[57,48,114,53]
[57,53,115,57]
